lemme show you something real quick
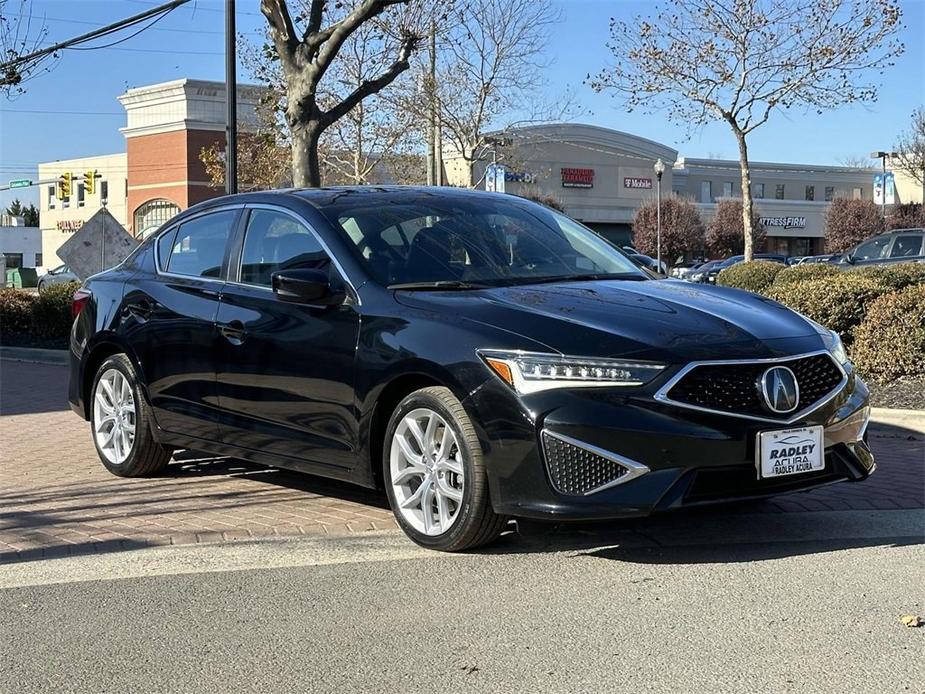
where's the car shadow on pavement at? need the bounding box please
[167,450,390,509]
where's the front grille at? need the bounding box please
[542,432,629,495]
[665,353,843,419]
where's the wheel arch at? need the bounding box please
[81,337,145,420]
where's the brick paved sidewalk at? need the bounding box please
[1,360,922,562]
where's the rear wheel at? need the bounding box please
[91,354,172,477]
[383,386,508,551]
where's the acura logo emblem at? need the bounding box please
[760,366,800,414]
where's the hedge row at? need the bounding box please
[715,260,925,382]
[0,282,79,347]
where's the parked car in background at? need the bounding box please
[792,254,839,265]
[838,228,925,267]
[686,259,724,283]
[67,187,873,551]
[670,260,707,279]
[693,253,790,283]
[37,264,79,293]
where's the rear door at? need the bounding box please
[213,205,361,474]
[122,207,241,440]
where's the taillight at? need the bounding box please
[72,288,92,319]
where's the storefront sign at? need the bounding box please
[561,167,594,188]
[56,220,83,232]
[623,177,652,189]
[760,216,806,230]
[505,171,536,183]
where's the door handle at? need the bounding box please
[219,319,246,345]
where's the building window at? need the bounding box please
[775,184,785,200]
[48,185,55,209]
[3,253,23,270]
[77,183,85,207]
[700,181,712,203]
[853,187,863,200]
[825,186,835,202]
[134,199,181,238]
[722,181,733,198]
[100,180,109,203]
[805,186,815,201]
[753,183,764,199]
[35,253,43,267]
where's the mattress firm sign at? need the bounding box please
[561,167,594,188]
[760,216,806,230]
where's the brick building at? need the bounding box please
[38,79,260,266]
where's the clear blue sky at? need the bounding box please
[1,0,923,211]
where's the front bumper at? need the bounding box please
[467,365,874,520]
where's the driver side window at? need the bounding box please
[854,236,891,261]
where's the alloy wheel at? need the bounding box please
[389,407,465,536]
[93,368,136,465]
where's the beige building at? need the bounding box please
[444,123,885,257]
[37,153,128,270]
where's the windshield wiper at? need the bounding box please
[388,280,491,291]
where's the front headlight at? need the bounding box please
[478,350,666,394]
[826,330,849,365]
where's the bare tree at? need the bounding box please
[413,0,563,187]
[260,0,423,187]
[590,0,904,261]
[0,0,51,96]
[893,106,925,187]
[838,154,875,169]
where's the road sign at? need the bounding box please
[9,179,31,189]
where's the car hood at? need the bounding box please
[394,279,824,362]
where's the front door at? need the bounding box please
[123,208,240,440]
[214,206,361,475]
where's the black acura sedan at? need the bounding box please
[68,187,874,551]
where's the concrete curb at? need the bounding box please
[0,346,68,365]
[870,407,925,436]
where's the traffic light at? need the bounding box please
[57,172,72,199]
[83,170,96,196]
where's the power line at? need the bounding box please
[0,0,193,72]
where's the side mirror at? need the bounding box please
[271,268,345,305]
[842,254,855,265]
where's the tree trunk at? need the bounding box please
[733,128,755,261]
[291,121,323,188]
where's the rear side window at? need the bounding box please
[165,211,237,278]
[239,209,328,286]
[889,235,923,258]
[156,227,178,269]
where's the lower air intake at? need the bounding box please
[542,431,634,496]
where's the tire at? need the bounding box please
[37,280,45,294]
[383,386,508,551]
[90,353,172,477]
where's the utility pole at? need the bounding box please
[225,0,238,194]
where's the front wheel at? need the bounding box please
[90,354,172,477]
[383,386,508,551]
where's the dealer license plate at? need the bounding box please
[756,426,824,479]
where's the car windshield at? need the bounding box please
[317,194,645,287]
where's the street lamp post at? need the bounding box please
[654,158,665,274]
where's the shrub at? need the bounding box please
[0,288,37,339]
[29,281,79,340]
[705,199,765,257]
[846,262,925,290]
[716,260,786,294]
[632,195,705,263]
[767,274,891,341]
[824,198,884,253]
[852,285,925,382]
[886,202,925,230]
[771,263,842,288]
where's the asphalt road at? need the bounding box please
[2,509,923,694]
